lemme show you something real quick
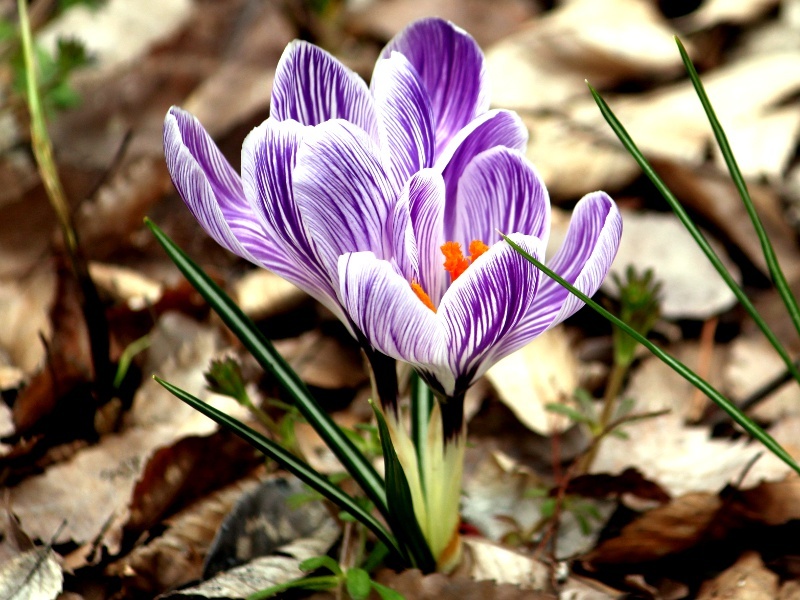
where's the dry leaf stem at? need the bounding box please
[17,0,113,400]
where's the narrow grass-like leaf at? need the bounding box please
[371,401,436,572]
[145,218,389,520]
[410,372,432,495]
[502,235,800,476]
[588,84,800,385]
[155,377,400,555]
[675,37,800,344]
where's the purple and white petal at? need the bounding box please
[164,107,262,264]
[389,191,419,282]
[406,170,446,306]
[271,41,378,138]
[339,251,446,372]
[293,120,396,279]
[435,110,528,220]
[241,118,340,313]
[372,52,435,192]
[380,18,489,154]
[437,234,543,394]
[496,192,622,357]
[449,147,550,249]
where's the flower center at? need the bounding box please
[410,239,489,312]
[412,280,436,312]
[442,240,489,281]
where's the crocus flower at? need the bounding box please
[164,18,525,340]
[340,158,622,406]
[163,15,622,572]
[337,149,621,570]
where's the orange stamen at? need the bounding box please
[441,241,471,282]
[411,281,436,312]
[469,240,489,263]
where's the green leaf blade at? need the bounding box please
[144,218,389,520]
[502,234,800,477]
[371,401,436,572]
[674,37,800,346]
[154,376,400,556]
[587,83,800,386]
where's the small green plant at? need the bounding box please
[248,555,405,600]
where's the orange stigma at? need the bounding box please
[441,239,489,282]
[411,281,436,312]
[469,240,489,262]
[441,241,471,281]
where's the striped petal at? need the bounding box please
[339,251,446,372]
[241,118,341,315]
[381,18,489,154]
[164,107,265,265]
[271,41,378,138]
[438,233,543,394]
[293,120,396,280]
[497,192,622,357]
[372,52,436,192]
[449,147,550,249]
[390,170,446,304]
[435,109,528,224]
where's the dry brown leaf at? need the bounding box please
[461,451,543,543]
[11,264,94,434]
[347,0,541,48]
[124,432,260,535]
[522,114,638,201]
[0,265,55,375]
[0,506,63,600]
[729,1,800,59]
[9,427,173,553]
[88,261,163,309]
[234,270,308,321]
[180,0,296,137]
[606,210,740,319]
[486,327,578,435]
[457,537,550,589]
[780,580,800,600]
[557,576,624,600]
[571,51,800,165]
[76,158,171,259]
[38,0,193,72]
[0,546,63,600]
[487,0,685,111]
[732,477,800,526]
[375,567,555,600]
[124,312,247,432]
[696,551,778,600]
[8,313,247,559]
[585,493,722,566]
[107,476,262,595]
[624,344,728,422]
[593,350,791,496]
[712,105,800,180]
[272,330,367,390]
[653,160,800,281]
[685,0,781,29]
[724,334,800,422]
[161,517,340,599]
[294,412,362,474]
[461,451,613,559]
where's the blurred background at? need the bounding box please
[1,1,800,598]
